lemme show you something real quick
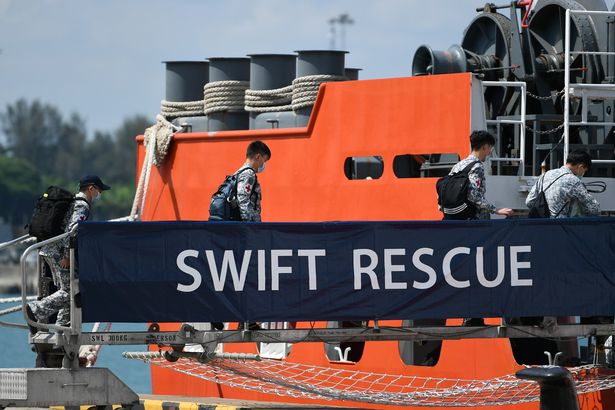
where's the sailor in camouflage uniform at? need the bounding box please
[526,149,599,218]
[447,130,513,220]
[210,141,270,332]
[26,175,110,332]
[448,131,513,327]
[234,140,271,222]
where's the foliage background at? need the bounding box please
[0,99,150,233]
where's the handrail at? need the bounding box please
[20,225,79,335]
[0,234,33,251]
[0,234,35,330]
[482,81,527,176]
[564,9,615,163]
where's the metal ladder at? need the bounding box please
[483,80,527,176]
[564,9,615,166]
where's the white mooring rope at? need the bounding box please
[160,99,205,118]
[291,74,346,111]
[244,85,293,113]
[130,114,181,220]
[204,80,249,115]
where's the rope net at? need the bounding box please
[127,353,615,407]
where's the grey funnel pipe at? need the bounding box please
[248,54,296,129]
[207,57,250,131]
[295,50,347,126]
[164,61,209,102]
[344,68,362,80]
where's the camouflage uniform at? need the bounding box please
[30,192,90,326]
[526,166,600,218]
[235,166,261,222]
[449,154,497,220]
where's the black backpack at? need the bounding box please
[528,173,568,218]
[209,168,256,221]
[436,161,479,220]
[28,186,86,240]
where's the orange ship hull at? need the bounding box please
[138,73,614,409]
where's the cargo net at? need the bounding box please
[126,353,615,407]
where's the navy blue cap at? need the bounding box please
[79,175,111,191]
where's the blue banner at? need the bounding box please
[77,219,615,323]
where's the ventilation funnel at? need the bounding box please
[344,68,362,80]
[207,57,250,131]
[164,61,209,102]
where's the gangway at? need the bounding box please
[2,218,615,408]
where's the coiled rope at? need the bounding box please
[244,85,293,112]
[130,114,181,220]
[160,100,204,118]
[204,80,249,115]
[291,74,346,111]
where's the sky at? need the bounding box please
[1,0,614,136]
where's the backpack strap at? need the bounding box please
[537,172,570,217]
[456,160,480,175]
[233,167,258,200]
[541,172,568,193]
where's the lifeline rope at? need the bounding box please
[204,80,249,115]
[160,99,204,118]
[130,114,181,220]
[291,74,346,111]
[0,296,36,305]
[244,85,293,112]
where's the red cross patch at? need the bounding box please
[245,184,252,193]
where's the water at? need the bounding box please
[0,295,151,394]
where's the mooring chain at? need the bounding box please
[525,122,566,135]
[526,88,565,101]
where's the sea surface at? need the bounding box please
[0,294,152,394]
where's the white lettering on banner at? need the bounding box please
[298,249,327,290]
[176,249,201,293]
[351,246,533,290]
[271,249,293,291]
[510,246,533,286]
[206,250,252,291]
[353,249,380,290]
[412,248,437,289]
[258,249,266,291]
[476,247,506,288]
[443,247,471,288]
[175,246,533,292]
[385,249,407,290]
[176,249,327,292]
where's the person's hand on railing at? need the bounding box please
[60,258,70,269]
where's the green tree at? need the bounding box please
[0,155,42,226]
[91,183,135,221]
[83,130,116,181]
[0,99,151,224]
[1,99,87,181]
[111,115,151,184]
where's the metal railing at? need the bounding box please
[564,9,615,163]
[482,81,527,176]
[0,234,36,329]
[20,226,80,335]
[0,234,32,251]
